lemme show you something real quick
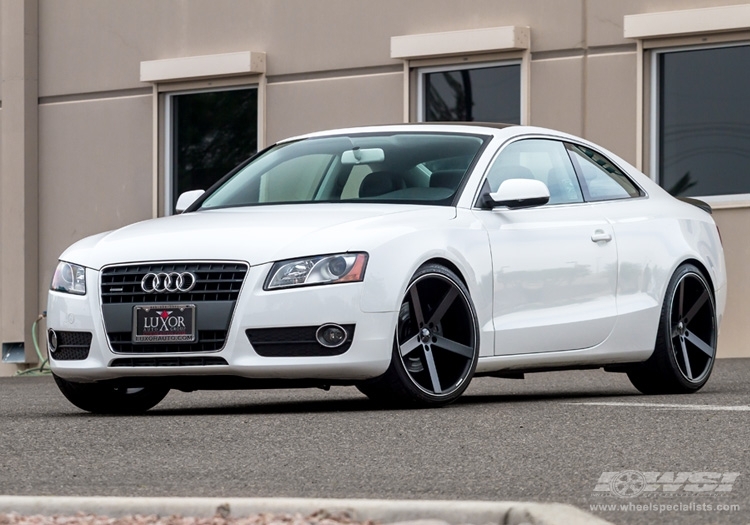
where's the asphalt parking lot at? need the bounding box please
[1,359,749,525]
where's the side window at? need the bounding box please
[485,139,584,205]
[567,144,641,201]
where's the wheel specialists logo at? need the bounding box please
[593,471,740,498]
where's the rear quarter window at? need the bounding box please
[567,143,642,201]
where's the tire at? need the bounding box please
[53,373,169,414]
[357,263,479,407]
[627,263,717,394]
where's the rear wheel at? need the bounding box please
[357,264,479,407]
[53,374,169,414]
[628,264,717,394]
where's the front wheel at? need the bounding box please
[357,264,479,407]
[53,374,169,414]
[628,264,717,394]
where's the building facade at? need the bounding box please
[1,0,749,374]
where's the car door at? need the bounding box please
[473,138,618,355]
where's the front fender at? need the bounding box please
[359,209,494,356]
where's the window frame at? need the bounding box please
[163,83,260,216]
[649,40,750,205]
[416,59,523,123]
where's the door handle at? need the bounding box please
[591,229,612,243]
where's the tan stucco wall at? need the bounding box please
[266,73,404,143]
[1,0,38,364]
[712,208,750,358]
[1,0,749,373]
[38,0,591,99]
[0,104,9,377]
[530,57,584,136]
[37,95,154,312]
[585,52,638,165]
[586,0,750,47]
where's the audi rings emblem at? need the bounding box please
[141,272,197,293]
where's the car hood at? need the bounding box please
[61,204,457,269]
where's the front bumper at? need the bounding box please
[47,264,396,384]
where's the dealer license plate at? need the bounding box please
[132,304,196,344]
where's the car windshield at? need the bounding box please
[198,132,489,209]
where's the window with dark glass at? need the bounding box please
[567,144,641,202]
[421,63,520,123]
[658,44,750,197]
[170,87,258,211]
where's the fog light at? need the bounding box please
[316,324,348,348]
[48,329,58,353]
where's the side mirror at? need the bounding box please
[481,179,550,209]
[175,189,205,214]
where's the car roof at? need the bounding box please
[279,122,515,143]
[278,122,593,146]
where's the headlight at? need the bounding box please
[51,261,87,295]
[265,253,368,290]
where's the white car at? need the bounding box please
[47,124,726,413]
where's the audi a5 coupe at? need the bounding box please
[47,124,726,413]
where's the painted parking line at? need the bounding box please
[568,401,750,411]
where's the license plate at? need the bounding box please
[132,304,196,344]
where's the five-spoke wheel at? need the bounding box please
[357,263,479,407]
[628,264,717,394]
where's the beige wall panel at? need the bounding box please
[588,0,750,47]
[38,95,153,305]
[232,0,584,61]
[712,208,750,358]
[39,0,584,97]
[530,57,583,136]
[39,0,185,96]
[584,53,637,164]
[266,73,403,144]
[0,107,2,342]
[0,7,2,101]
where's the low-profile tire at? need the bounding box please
[53,374,169,414]
[627,263,717,395]
[357,263,479,407]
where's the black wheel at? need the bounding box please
[357,264,479,407]
[628,264,717,394]
[53,374,169,414]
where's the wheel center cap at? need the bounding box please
[420,327,432,343]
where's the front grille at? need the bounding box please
[110,356,228,367]
[246,325,354,357]
[100,261,248,354]
[101,262,248,304]
[50,331,92,361]
[107,330,227,353]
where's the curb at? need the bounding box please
[0,496,613,525]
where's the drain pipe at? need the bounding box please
[15,312,49,376]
